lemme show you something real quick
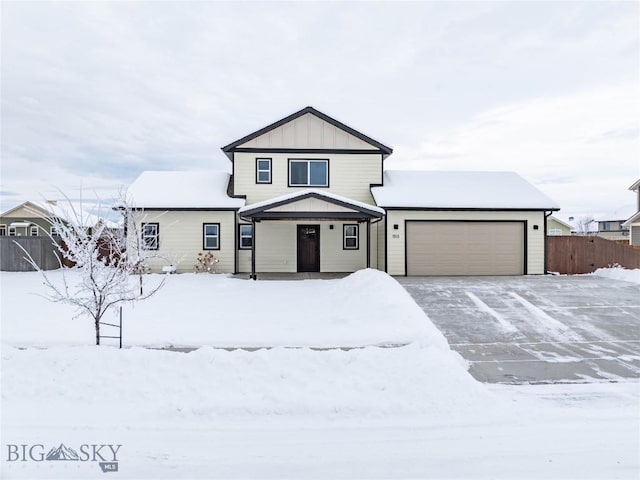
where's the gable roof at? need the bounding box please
[548,215,575,230]
[238,189,384,220]
[221,106,393,158]
[1,200,102,228]
[629,178,640,192]
[371,170,560,210]
[127,171,245,209]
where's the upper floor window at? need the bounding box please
[239,224,253,249]
[8,227,16,236]
[256,158,272,184]
[30,226,39,236]
[142,223,159,250]
[289,159,328,187]
[50,226,62,236]
[602,222,611,231]
[0,225,6,236]
[203,223,220,250]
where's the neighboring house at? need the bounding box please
[0,200,102,237]
[595,205,634,241]
[624,178,640,246]
[127,106,559,277]
[547,216,575,236]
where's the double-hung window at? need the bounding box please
[239,224,253,249]
[203,223,220,250]
[30,226,39,236]
[0,225,6,236]
[256,158,272,184]
[50,226,61,236]
[142,223,159,250]
[8,227,16,236]
[343,224,359,250]
[289,159,328,187]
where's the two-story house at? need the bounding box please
[127,107,559,277]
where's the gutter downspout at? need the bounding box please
[544,211,552,274]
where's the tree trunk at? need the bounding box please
[95,317,100,345]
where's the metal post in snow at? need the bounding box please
[119,306,122,349]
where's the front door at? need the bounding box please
[297,225,320,272]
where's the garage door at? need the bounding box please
[406,221,525,275]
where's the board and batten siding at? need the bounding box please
[131,210,236,274]
[237,112,379,151]
[237,220,376,273]
[232,152,383,205]
[385,210,547,276]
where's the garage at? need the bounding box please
[406,221,525,276]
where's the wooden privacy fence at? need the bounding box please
[547,235,640,274]
[1,237,121,271]
[0,237,65,271]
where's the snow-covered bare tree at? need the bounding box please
[18,194,166,345]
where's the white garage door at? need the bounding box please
[406,221,525,276]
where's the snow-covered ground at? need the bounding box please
[1,269,639,478]
[1,269,435,348]
[592,265,640,284]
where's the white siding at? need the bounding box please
[238,113,378,150]
[130,210,236,274]
[233,152,382,205]
[253,221,297,272]
[385,210,547,276]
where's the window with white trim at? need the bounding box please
[343,224,359,250]
[50,226,61,236]
[239,224,253,249]
[142,223,159,250]
[8,227,16,236]
[203,223,220,250]
[0,225,6,236]
[289,159,328,187]
[30,226,39,236]
[256,158,271,184]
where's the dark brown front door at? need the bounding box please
[297,225,320,272]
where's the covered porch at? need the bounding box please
[238,190,384,279]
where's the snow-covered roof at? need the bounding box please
[127,171,245,209]
[239,189,384,216]
[371,170,560,210]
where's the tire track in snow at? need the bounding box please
[508,292,583,342]
[465,292,519,334]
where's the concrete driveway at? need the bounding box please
[397,275,640,384]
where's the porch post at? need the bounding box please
[250,218,257,280]
[366,218,371,269]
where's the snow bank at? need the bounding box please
[592,266,640,284]
[1,269,441,348]
[1,343,489,428]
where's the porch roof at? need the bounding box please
[238,189,384,221]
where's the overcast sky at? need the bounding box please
[2,1,638,219]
